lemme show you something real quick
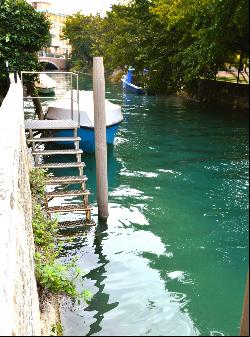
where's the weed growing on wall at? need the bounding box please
[30,169,92,303]
[51,322,64,336]
[29,168,47,198]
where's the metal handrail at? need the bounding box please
[21,71,80,127]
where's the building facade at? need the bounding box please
[31,1,72,57]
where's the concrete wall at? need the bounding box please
[0,75,41,336]
[187,80,249,111]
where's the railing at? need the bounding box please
[21,71,80,127]
[216,70,249,84]
[38,52,69,59]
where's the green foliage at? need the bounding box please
[51,322,64,336]
[32,204,92,302]
[63,0,249,93]
[0,0,51,87]
[29,168,48,198]
[30,168,91,303]
[62,13,103,70]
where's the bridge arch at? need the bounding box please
[39,60,60,70]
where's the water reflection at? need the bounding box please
[61,208,199,336]
[85,224,119,336]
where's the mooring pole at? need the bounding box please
[240,271,249,336]
[93,57,109,221]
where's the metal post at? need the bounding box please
[93,57,109,221]
[77,74,80,126]
[71,72,73,120]
[5,61,10,86]
[14,70,17,84]
[240,271,249,336]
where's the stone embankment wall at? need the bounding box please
[186,79,249,111]
[0,75,41,336]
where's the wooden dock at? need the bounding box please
[25,119,94,227]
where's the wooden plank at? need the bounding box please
[240,272,249,336]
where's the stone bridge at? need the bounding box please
[38,56,67,70]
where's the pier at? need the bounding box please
[22,71,94,227]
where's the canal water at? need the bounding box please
[26,74,249,336]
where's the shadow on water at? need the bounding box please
[84,222,119,337]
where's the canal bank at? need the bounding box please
[182,79,249,112]
[0,75,61,336]
[38,74,248,336]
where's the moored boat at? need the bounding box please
[45,90,123,152]
[35,73,57,94]
[121,68,145,95]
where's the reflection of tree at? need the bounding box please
[85,222,119,336]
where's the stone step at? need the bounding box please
[45,175,87,185]
[27,137,81,143]
[36,162,85,169]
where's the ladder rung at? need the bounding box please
[46,190,90,198]
[45,175,88,185]
[32,149,83,156]
[47,204,92,213]
[59,219,96,228]
[36,162,85,169]
[27,137,81,143]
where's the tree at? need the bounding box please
[62,13,103,71]
[152,0,249,84]
[0,0,51,91]
[62,0,249,93]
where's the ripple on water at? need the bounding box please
[35,74,248,336]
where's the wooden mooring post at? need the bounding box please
[93,57,109,221]
[240,271,249,336]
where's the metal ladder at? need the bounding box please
[25,119,94,227]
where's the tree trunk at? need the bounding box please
[237,52,243,84]
[26,83,44,120]
[32,95,44,120]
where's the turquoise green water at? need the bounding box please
[32,74,249,336]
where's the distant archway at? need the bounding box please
[39,61,59,70]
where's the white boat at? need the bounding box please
[35,74,57,94]
[45,90,123,152]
